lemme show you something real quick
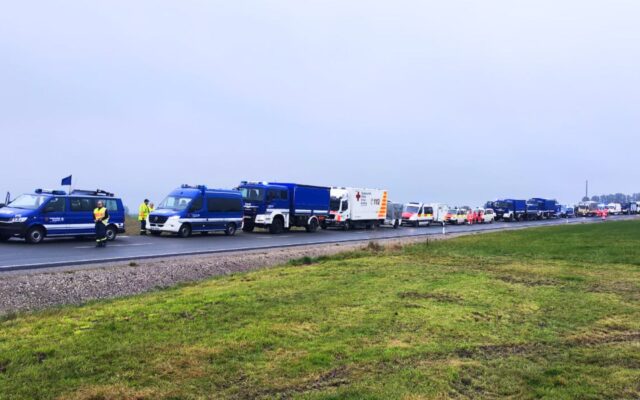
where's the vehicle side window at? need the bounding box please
[280,190,288,200]
[70,198,95,212]
[104,199,118,211]
[43,197,65,213]
[207,197,243,212]
[189,197,203,212]
[425,207,433,214]
[267,190,277,201]
[342,200,349,210]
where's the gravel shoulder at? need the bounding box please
[0,234,455,315]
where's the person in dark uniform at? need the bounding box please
[94,200,109,247]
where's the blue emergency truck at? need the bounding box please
[487,199,527,221]
[238,181,330,234]
[148,185,244,238]
[528,198,558,219]
[0,188,125,244]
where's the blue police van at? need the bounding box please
[148,185,244,237]
[0,189,125,244]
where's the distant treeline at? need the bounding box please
[582,193,640,203]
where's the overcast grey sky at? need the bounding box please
[1,1,638,209]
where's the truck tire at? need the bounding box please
[306,218,319,233]
[178,223,192,238]
[393,219,399,229]
[269,217,284,234]
[225,223,237,236]
[105,225,118,241]
[26,226,45,244]
[242,221,255,232]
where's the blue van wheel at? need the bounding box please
[178,224,192,238]
[225,223,237,236]
[26,226,45,244]
[106,225,117,241]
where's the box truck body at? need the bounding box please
[324,187,388,230]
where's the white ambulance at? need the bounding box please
[402,202,434,227]
[323,187,388,230]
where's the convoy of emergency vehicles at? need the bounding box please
[0,184,639,244]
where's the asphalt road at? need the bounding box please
[0,216,635,272]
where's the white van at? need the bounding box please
[607,203,622,215]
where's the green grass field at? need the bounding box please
[1,221,639,399]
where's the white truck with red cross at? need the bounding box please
[322,187,388,230]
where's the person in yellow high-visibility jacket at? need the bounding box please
[138,199,151,235]
[94,201,109,247]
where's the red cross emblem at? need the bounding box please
[356,192,361,201]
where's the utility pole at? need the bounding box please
[585,180,589,200]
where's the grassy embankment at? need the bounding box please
[124,215,139,235]
[1,221,639,399]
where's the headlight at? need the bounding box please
[167,216,180,221]
[10,217,27,223]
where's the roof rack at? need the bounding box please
[181,184,208,193]
[70,189,114,197]
[35,189,67,195]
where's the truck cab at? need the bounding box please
[238,181,330,234]
[491,199,526,221]
[148,185,243,237]
[577,201,598,217]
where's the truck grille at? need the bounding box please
[149,215,168,224]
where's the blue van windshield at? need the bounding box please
[8,194,47,210]
[159,196,193,211]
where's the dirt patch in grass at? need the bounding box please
[493,274,560,287]
[398,291,464,304]
[238,366,351,399]
[568,330,640,347]
[587,281,640,301]
[63,383,160,400]
[0,359,8,374]
[454,330,640,361]
[449,365,491,399]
